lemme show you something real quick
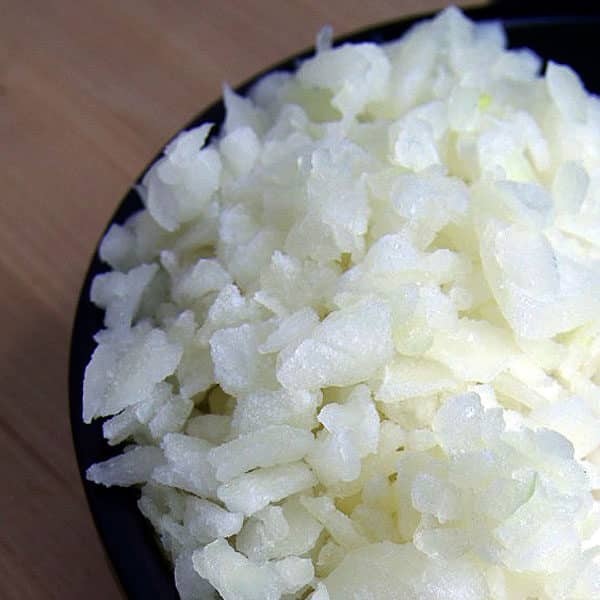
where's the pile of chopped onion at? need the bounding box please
[84,7,600,599]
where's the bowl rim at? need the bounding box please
[69,2,600,598]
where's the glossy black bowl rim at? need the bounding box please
[69,2,600,598]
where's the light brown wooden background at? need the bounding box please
[0,1,484,598]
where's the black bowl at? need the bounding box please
[69,2,600,598]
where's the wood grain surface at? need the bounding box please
[0,1,484,598]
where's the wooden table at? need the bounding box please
[0,1,484,597]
